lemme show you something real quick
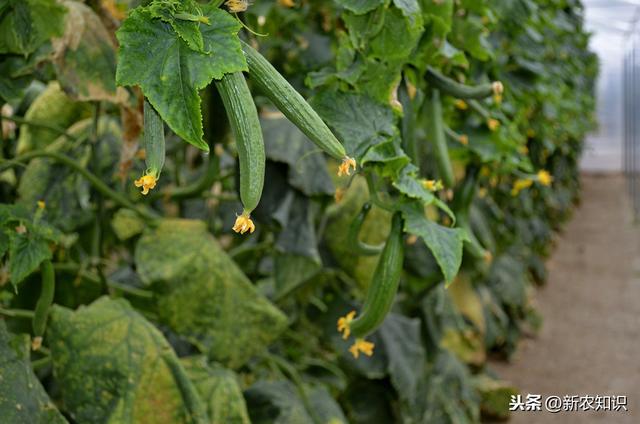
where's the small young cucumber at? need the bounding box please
[348,203,384,256]
[426,67,501,100]
[32,259,55,350]
[215,71,265,234]
[134,99,165,195]
[348,211,404,339]
[241,41,355,175]
[425,89,455,187]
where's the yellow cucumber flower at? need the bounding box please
[338,157,357,177]
[233,212,256,235]
[487,118,500,131]
[421,179,443,192]
[349,338,375,359]
[134,174,157,195]
[225,0,250,13]
[337,310,356,340]
[511,178,533,196]
[459,134,469,145]
[454,99,468,110]
[537,170,553,186]
[278,0,295,7]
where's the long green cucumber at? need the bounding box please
[143,99,165,179]
[349,211,404,338]
[425,89,455,187]
[241,41,348,161]
[216,72,265,233]
[426,67,500,100]
[32,260,55,349]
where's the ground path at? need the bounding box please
[490,174,640,423]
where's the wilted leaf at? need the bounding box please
[48,297,209,424]
[52,1,128,104]
[135,219,288,368]
[0,322,67,423]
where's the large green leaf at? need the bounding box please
[261,115,334,197]
[400,200,464,284]
[182,357,250,424]
[8,231,51,288]
[116,5,247,150]
[312,91,396,160]
[135,219,288,368]
[48,297,209,424]
[0,322,67,423]
[244,380,314,424]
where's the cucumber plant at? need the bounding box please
[0,0,597,422]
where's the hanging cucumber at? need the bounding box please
[337,212,404,358]
[425,67,503,100]
[31,259,55,350]
[454,166,491,262]
[425,89,455,187]
[134,99,166,195]
[241,41,356,176]
[215,71,265,234]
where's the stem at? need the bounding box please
[0,115,79,142]
[0,307,35,318]
[31,355,52,371]
[365,173,395,212]
[467,99,492,121]
[154,150,220,201]
[0,151,158,221]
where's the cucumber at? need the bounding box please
[338,211,404,358]
[32,260,55,350]
[241,41,349,162]
[215,71,265,234]
[425,89,455,187]
[425,67,498,100]
[143,99,165,180]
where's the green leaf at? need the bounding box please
[116,6,247,151]
[312,91,396,160]
[360,137,411,177]
[244,380,314,424]
[182,357,251,424]
[111,208,145,241]
[261,115,334,197]
[134,219,288,368]
[335,0,385,15]
[0,321,68,424]
[148,0,206,53]
[16,82,89,154]
[51,1,125,103]
[9,230,51,288]
[392,164,436,204]
[378,314,426,402]
[48,297,209,424]
[308,386,349,424]
[0,0,66,55]
[370,6,423,61]
[400,200,464,283]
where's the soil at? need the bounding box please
[489,174,640,424]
